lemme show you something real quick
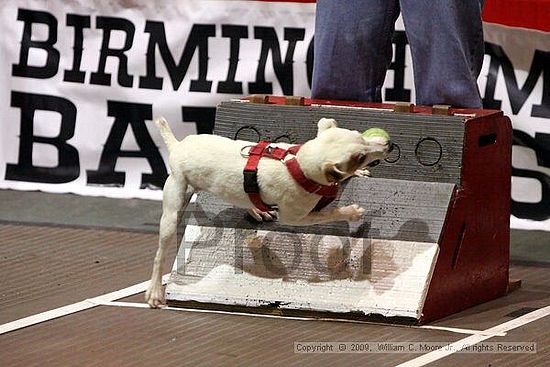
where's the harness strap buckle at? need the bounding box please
[240,145,254,158]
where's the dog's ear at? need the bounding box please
[317,118,338,136]
[322,162,347,183]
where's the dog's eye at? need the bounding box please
[367,159,380,168]
[358,154,367,164]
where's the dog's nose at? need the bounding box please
[388,141,395,153]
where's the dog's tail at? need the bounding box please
[155,117,178,151]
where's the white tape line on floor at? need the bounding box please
[0,274,170,335]
[395,304,550,367]
[0,300,97,335]
[94,300,505,337]
[417,325,506,337]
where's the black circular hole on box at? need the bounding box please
[274,135,292,143]
[415,137,442,166]
[384,143,401,163]
[234,126,261,142]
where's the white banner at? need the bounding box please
[0,0,548,230]
[0,0,316,200]
[481,22,550,230]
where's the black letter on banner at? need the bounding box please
[139,22,215,91]
[182,106,216,134]
[248,27,305,95]
[86,101,167,188]
[306,37,314,89]
[511,129,550,221]
[530,50,550,118]
[89,17,135,87]
[63,14,91,83]
[385,31,411,102]
[12,9,60,79]
[483,43,550,118]
[217,25,248,94]
[5,92,79,183]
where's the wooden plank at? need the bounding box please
[166,227,439,319]
[215,101,466,184]
[184,178,455,243]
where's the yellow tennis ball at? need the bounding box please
[362,128,390,141]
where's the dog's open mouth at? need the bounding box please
[367,159,380,168]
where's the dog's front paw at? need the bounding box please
[340,204,365,222]
[247,208,278,222]
[145,282,165,308]
[354,168,372,178]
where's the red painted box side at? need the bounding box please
[421,112,512,323]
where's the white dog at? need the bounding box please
[145,117,392,308]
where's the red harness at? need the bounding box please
[242,141,339,212]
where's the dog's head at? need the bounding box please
[305,118,393,184]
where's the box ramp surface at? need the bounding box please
[166,179,454,319]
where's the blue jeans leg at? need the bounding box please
[312,0,484,108]
[400,0,484,108]
[312,0,400,102]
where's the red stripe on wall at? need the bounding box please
[482,0,550,32]
[256,0,550,33]
[254,0,315,2]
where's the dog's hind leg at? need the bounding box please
[145,173,188,308]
